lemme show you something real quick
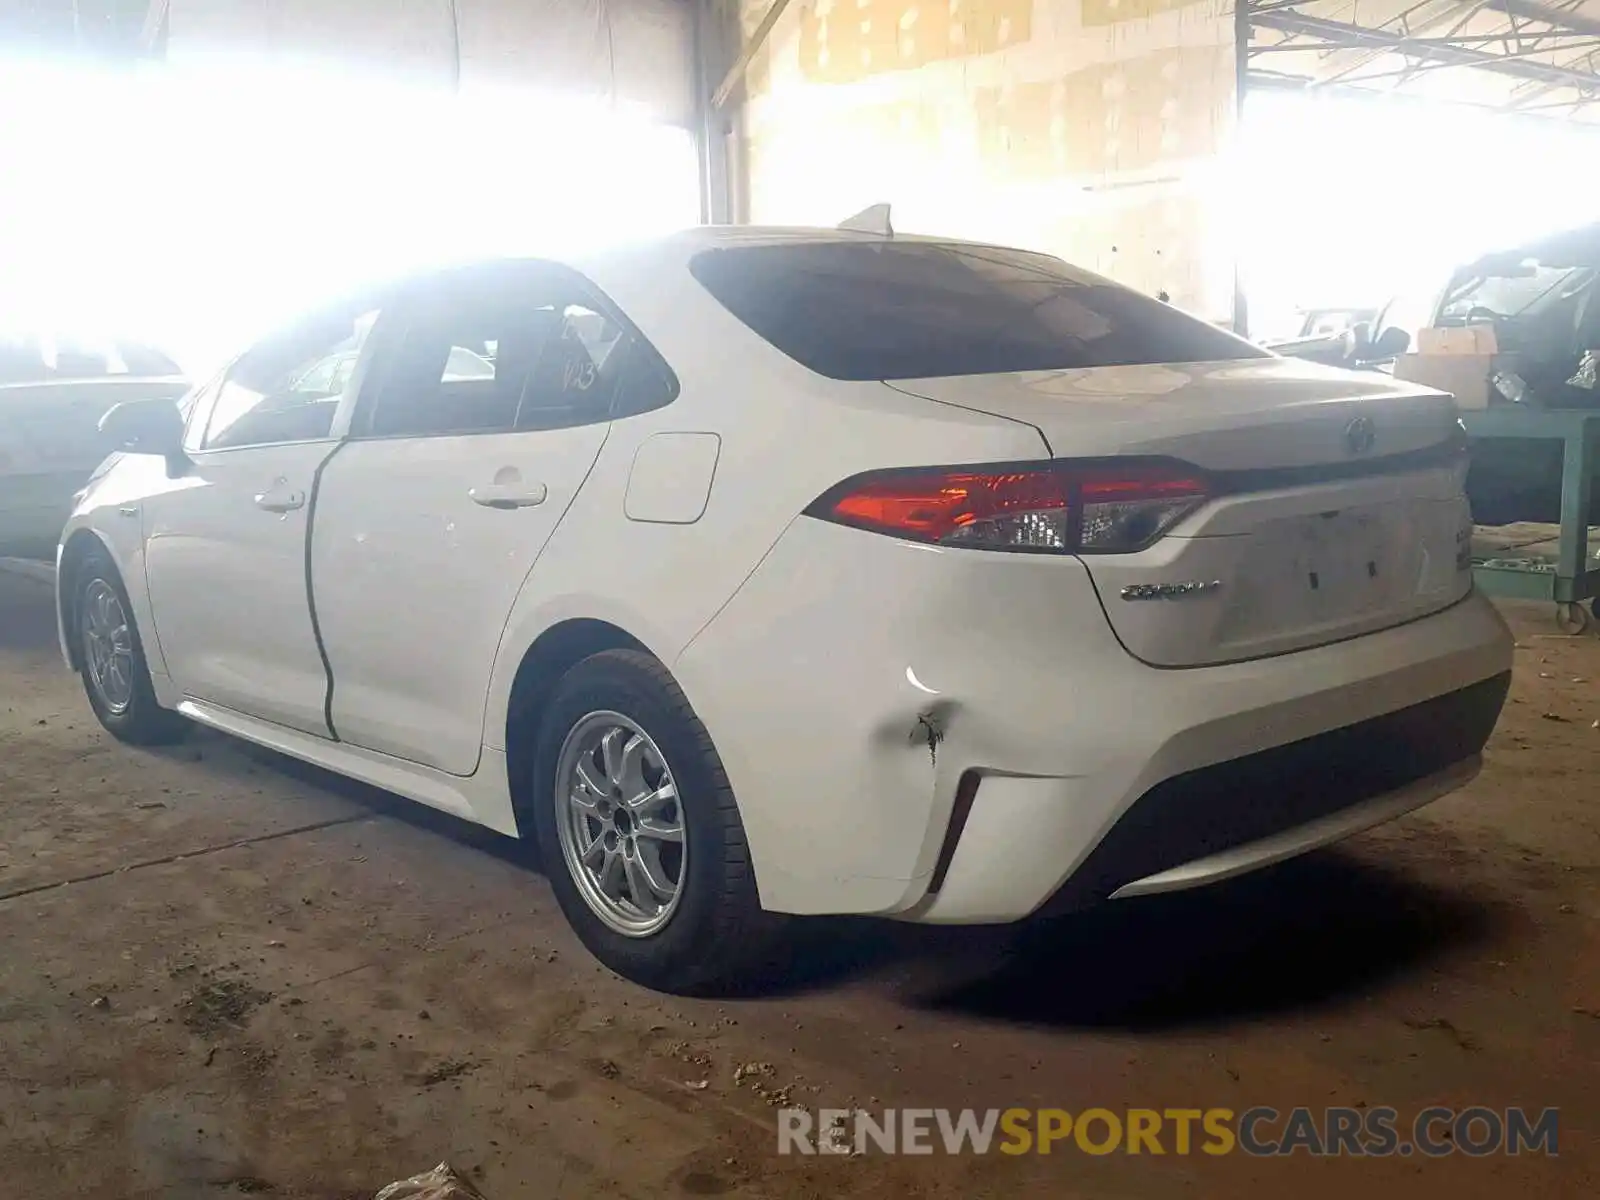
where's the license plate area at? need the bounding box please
[1230,507,1414,637]
[1284,509,1402,617]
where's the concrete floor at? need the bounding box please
[1,565,1597,1199]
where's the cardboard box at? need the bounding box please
[1394,351,1495,409]
[1416,324,1499,356]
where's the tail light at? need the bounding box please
[805,460,1209,554]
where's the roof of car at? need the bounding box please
[562,224,1039,287]
[647,224,1008,251]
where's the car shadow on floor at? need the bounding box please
[149,727,545,870]
[763,848,1508,1030]
[161,729,1507,1032]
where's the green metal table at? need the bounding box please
[1461,407,1600,633]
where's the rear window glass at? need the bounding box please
[689,242,1265,381]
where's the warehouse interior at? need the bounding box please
[2,1,1599,1197]
[9,1,1600,353]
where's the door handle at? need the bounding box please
[469,481,548,510]
[255,488,306,513]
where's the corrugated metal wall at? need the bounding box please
[736,0,1238,320]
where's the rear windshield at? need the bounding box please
[689,241,1265,381]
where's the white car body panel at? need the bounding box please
[674,515,1510,917]
[885,357,1460,470]
[474,373,1046,755]
[1104,757,1479,900]
[55,451,173,676]
[56,226,1515,935]
[474,239,1049,756]
[890,362,1475,667]
[1085,463,1473,666]
[143,440,337,737]
[311,424,610,777]
[623,432,721,524]
[178,697,519,835]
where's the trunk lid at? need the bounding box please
[884,356,1461,470]
[887,357,1474,666]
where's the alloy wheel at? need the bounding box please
[553,711,687,937]
[82,579,134,716]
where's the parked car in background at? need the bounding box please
[1295,305,1381,339]
[1263,320,1410,370]
[1379,225,1600,404]
[0,335,188,558]
[58,230,1512,993]
[1273,223,1600,524]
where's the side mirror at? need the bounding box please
[99,398,189,476]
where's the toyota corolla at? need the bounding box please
[57,227,1513,993]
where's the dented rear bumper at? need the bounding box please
[674,518,1513,921]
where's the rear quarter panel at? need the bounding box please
[479,246,1048,759]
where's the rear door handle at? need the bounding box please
[255,487,306,514]
[469,482,548,510]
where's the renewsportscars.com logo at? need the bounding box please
[778,1106,1559,1158]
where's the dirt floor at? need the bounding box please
[1,564,1597,1199]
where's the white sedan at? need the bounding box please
[57,228,1513,993]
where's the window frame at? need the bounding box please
[349,260,680,443]
[196,304,383,454]
[181,372,226,454]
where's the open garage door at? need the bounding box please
[0,1,703,558]
[0,1,703,373]
[165,0,696,126]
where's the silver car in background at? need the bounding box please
[0,335,188,558]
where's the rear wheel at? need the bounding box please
[530,649,778,994]
[75,549,189,745]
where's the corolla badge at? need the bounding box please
[1344,415,1377,456]
[1120,581,1222,601]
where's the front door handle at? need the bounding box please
[469,481,548,510]
[255,488,306,514]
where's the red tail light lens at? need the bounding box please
[807,460,1209,554]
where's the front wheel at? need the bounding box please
[75,550,189,745]
[530,649,778,994]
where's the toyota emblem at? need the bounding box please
[1344,415,1376,456]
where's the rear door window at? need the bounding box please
[361,282,603,439]
[689,241,1265,381]
[360,265,678,438]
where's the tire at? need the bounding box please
[530,649,779,994]
[73,548,189,746]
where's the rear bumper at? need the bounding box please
[921,672,1504,928]
[913,665,1507,926]
[675,519,1514,921]
[1041,671,1505,912]
[1106,757,1480,901]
